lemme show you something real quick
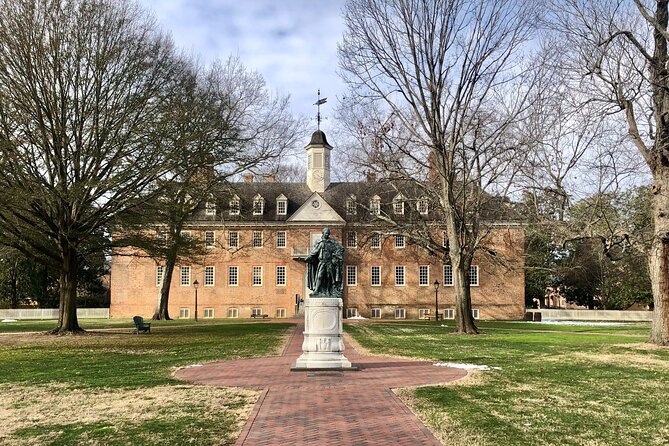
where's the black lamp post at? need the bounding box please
[193,279,199,321]
[434,279,440,321]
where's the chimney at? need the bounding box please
[264,174,276,183]
[366,171,377,183]
[243,173,254,183]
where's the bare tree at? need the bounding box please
[548,0,669,345]
[338,0,539,333]
[0,0,180,333]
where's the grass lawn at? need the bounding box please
[345,320,668,446]
[0,319,293,445]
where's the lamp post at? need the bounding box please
[193,279,199,322]
[434,279,440,321]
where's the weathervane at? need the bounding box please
[314,89,327,130]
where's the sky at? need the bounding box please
[138,0,347,133]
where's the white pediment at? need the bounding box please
[287,192,345,223]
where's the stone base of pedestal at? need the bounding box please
[291,297,356,371]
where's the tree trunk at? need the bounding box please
[649,173,669,345]
[452,258,479,334]
[152,248,178,320]
[53,246,82,334]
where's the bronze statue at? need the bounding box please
[307,227,344,298]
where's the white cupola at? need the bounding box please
[306,130,332,192]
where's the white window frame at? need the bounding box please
[442,231,449,248]
[370,233,381,249]
[180,266,191,286]
[205,231,215,248]
[228,231,239,248]
[346,265,357,286]
[472,308,480,319]
[276,308,287,318]
[395,265,405,287]
[229,197,240,215]
[203,308,214,318]
[276,231,287,248]
[346,308,358,318]
[251,307,262,317]
[469,265,479,286]
[228,266,239,286]
[276,266,287,286]
[346,231,357,248]
[443,264,453,286]
[419,308,431,319]
[444,309,455,319]
[393,199,404,215]
[227,308,239,318]
[277,198,287,216]
[417,198,428,215]
[204,266,215,287]
[252,266,263,286]
[395,308,406,319]
[371,308,381,318]
[253,231,263,248]
[395,235,405,248]
[156,265,164,287]
[371,266,381,286]
[205,200,216,216]
[253,195,265,215]
[419,265,429,286]
[370,196,381,215]
[179,308,190,319]
[180,230,191,238]
[346,196,357,215]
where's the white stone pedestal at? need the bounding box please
[292,297,356,370]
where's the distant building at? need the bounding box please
[110,130,525,320]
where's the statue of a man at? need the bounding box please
[307,227,345,298]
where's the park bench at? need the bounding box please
[251,314,269,319]
[133,316,151,334]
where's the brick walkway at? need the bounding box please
[175,322,466,445]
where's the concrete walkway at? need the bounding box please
[175,323,466,445]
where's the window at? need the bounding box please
[395,266,405,286]
[346,231,357,248]
[419,265,429,286]
[203,308,214,318]
[227,308,239,318]
[395,308,406,319]
[371,308,381,318]
[180,230,191,238]
[251,308,262,317]
[276,308,286,318]
[277,195,288,215]
[228,266,238,286]
[346,265,357,286]
[442,231,449,248]
[393,195,404,215]
[179,308,190,319]
[228,231,239,248]
[419,308,431,319]
[370,196,381,215]
[276,266,286,286]
[370,233,381,249]
[443,264,453,286]
[205,231,215,248]
[371,266,381,286]
[346,195,357,215]
[472,308,480,319]
[253,231,263,248]
[346,308,358,318]
[156,265,164,287]
[276,231,286,248]
[253,194,264,215]
[156,231,167,243]
[469,265,479,286]
[204,266,215,286]
[252,266,263,286]
[444,309,455,319]
[180,266,190,286]
[395,235,405,248]
[229,196,240,215]
[205,200,216,216]
[417,198,428,215]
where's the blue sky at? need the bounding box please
[138,0,346,132]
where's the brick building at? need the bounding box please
[110,130,525,320]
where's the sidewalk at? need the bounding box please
[175,323,466,445]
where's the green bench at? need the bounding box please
[133,316,151,334]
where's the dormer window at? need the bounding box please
[205,196,216,215]
[370,195,381,215]
[253,194,265,215]
[393,194,405,215]
[229,195,240,215]
[276,194,288,216]
[346,195,357,215]
[417,197,428,215]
